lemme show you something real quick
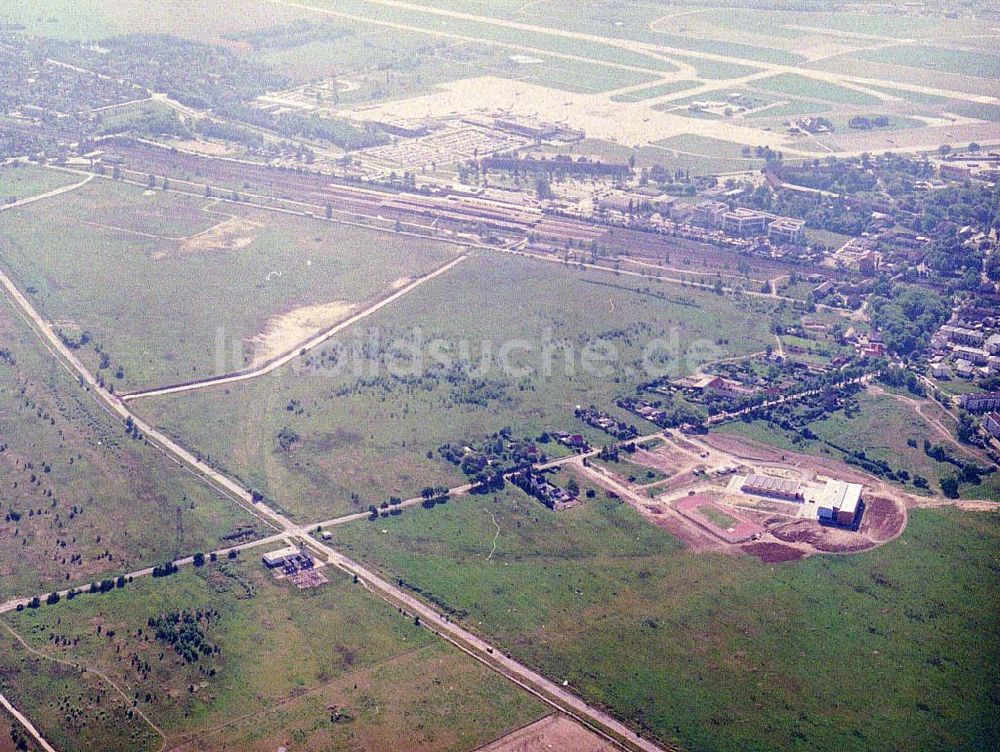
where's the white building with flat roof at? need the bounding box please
[813,480,862,526]
[262,546,301,568]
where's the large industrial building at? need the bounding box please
[739,473,804,501]
[814,480,863,527]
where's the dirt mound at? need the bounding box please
[859,495,906,541]
[771,521,824,545]
[771,520,873,553]
[742,542,805,562]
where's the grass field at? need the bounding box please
[647,134,764,174]
[592,455,666,487]
[0,303,260,601]
[754,74,881,106]
[0,164,81,204]
[330,486,1000,751]
[134,252,780,521]
[0,177,460,389]
[854,45,1000,81]
[696,504,736,530]
[0,0,119,39]
[717,389,996,500]
[0,558,547,752]
[610,80,701,103]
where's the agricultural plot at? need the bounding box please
[134,252,779,520]
[331,487,1000,752]
[0,559,547,752]
[0,303,260,601]
[0,177,460,389]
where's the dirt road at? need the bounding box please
[0,173,94,213]
[1,254,668,752]
[120,254,467,400]
[0,694,57,752]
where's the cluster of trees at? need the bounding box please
[877,367,925,396]
[842,449,911,484]
[751,384,863,437]
[923,439,990,497]
[148,609,221,664]
[848,115,891,130]
[419,486,451,508]
[16,574,129,612]
[868,284,950,356]
[222,102,389,151]
[368,496,404,520]
[276,426,300,452]
[438,429,544,478]
[152,560,180,578]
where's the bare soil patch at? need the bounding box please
[153,216,260,259]
[249,301,356,366]
[631,445,690,474]
[706,432,873,485]
[676,493,765,543]
[742,542,806,562]
[858,495,906,541]
[702,433,787,462]
[474,714,615,752]
[770,520,873,553]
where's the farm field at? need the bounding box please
[0,558,547,752]
[330,487,1000,752]
[0,175,461,390]
[0,301,261,601]
[717,389,996,500]
[134,252,780,520]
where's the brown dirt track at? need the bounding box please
[474,714,616,752]
[701,433,876,486]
